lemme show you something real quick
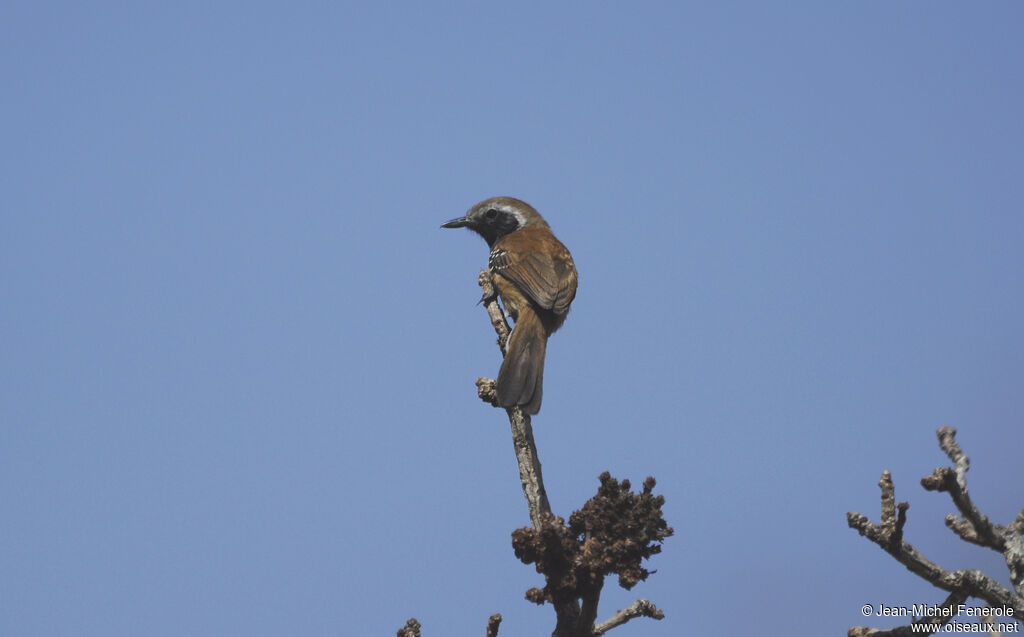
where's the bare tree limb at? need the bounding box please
[848,482,1022,614]
[593,599,665,635]
[937,426,970,491]
[475,270,553,526]
[478,270,579,634]
[575,580,604,637]
[478,269,511,355]
[398,270,669,637]
[848,427,1024,636]
[476,270,667,637]
[875,471,910,550]
[1007,510,1024,597]
[921,427,1001,550]
[919,427,1024,596]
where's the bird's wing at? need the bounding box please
[490,228,577,313]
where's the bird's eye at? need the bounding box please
[485,208,498,220]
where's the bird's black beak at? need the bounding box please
[440,216,470,229]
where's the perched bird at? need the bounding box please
[442,197,577,415]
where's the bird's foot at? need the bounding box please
[477,289,498,306]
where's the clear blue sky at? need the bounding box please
[3,2,1022,635]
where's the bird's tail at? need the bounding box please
[496,307,547,415]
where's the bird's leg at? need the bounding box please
[477,272,515,323]
[476,268,500,305]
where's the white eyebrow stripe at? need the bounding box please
[496,204,526,229]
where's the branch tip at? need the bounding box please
[486,613,502,637]
[396,617,421,637]
[593,599,664,635]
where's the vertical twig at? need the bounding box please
[477,270,581,635]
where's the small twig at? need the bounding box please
[486,613,502,637]
[478,269,511,354]
[876,471,910,551]
[936,426,969,491]
[921,427,1001,550]
[477,270,578,634]
[593,599,665,635]
[476,377,498,406]
[396,618,421,637]
[476,270,552,526]
[505,401,551,526]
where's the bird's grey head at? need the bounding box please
[440,197,546,246]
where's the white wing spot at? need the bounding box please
[490,248,508,270]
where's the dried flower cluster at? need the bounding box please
[512,472,673,606]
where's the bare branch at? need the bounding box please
[477,270,578,633]
[847,474,1023,615]
[575,580,604,637]
[921,427,1001,550]
[396,618,421,637]
[474,270,669,637]
[510,408,553,527]
[474,270,553,526]
[936,426,969,490]
[486,613,502,637]
[876,471,909,550]
[475,377,498,406]
[1011,510,1024,536]
[895,501,909,546]
[1005,512,1024,596]
[848,428,1024,637]
[478,269,511,354]
[918,428,1024,595]
[593,599,665,635]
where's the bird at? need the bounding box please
[442,197,577,415]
